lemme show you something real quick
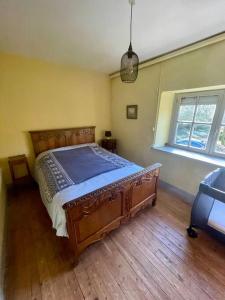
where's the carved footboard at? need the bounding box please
[63,163,161,264]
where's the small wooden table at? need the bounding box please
[8,154,33,188]
[101,139,117,153]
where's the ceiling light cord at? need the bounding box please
[130,2,133,45]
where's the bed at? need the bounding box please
[30,126,161,264]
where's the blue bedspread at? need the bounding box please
[37,145,133,199]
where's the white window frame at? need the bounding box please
[169,89,225,158]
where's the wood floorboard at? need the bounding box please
[115,226,202,300]
[154,199,225,277]
[127,218,222,299]
[4,186,225,300]
[135,215,225,299]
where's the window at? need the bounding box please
[169,90,225,157]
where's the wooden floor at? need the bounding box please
[4,186,225,300]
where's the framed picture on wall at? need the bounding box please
[126,105,138,119]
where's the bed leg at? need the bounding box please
[71,255,79,268]
[187,225,198,238]
[152,177,159,207]
[152,197,157,207]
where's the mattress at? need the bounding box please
[208,200,225,234]
[35,143,143,237]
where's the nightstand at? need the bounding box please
[101,139,117,153]
[8,154,33,188]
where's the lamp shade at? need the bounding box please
[105,131,112,138]
[120,43,139,83]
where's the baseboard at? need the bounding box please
[0,206,7,300]
[0,174,7,300]
[159,180,195,205]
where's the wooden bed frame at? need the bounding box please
[30,126,161,264]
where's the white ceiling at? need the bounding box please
[0,0,225,74]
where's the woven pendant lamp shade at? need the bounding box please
[120,43,139,83]
[120,0,139,83]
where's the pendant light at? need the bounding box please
[120,0,139,83]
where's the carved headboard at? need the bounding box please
[29,126,96,156]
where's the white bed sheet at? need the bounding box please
[35,144,143,237]
[208,200,225,234]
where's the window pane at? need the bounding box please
[180,97,196,105]
[175,123,191,146]
[195,104,216,123]
[178,105,195,122]
[199,95,219,104]
[190,124,211,149]
[222,112,225,125]
[215,126,225,154]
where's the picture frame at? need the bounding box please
[126,105,138,119]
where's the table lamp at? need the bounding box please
[105,131,112,139]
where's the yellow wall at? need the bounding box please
[111,40,225,195]
[2,39,225,195]
[0,53,111,183]
[154,91,175,147]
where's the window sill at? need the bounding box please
[152,145,225,168]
